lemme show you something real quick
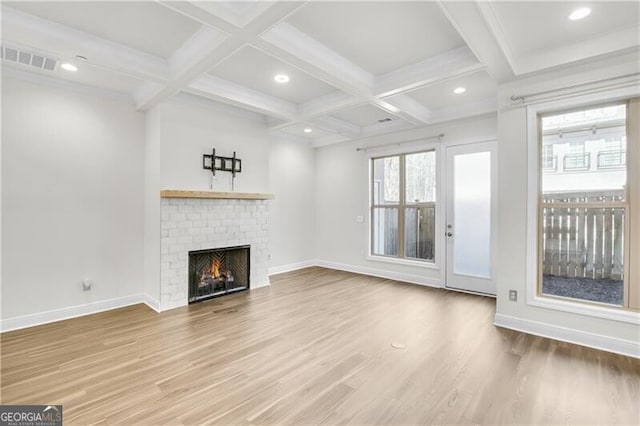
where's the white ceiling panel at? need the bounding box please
[4,1,201,59]
[210,1,275,20]
[279,123,334,139]
[286,1,466,75]
[331,104,398,128]
[210,46,338,104]
[490,1,640,55]
[401,71,496,111]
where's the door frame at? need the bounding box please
[444,140,498,295]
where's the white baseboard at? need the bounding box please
[494,313,640,359]
[269,260,316,276]
[251,280,271,289]
[0,294,150,333]
[143,294,161,313]
[315,260,442,289]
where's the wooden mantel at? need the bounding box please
[160,190,275,200]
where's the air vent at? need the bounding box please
[1,45,57,72]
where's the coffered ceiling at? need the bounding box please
[2,1,638,147]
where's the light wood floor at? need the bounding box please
[1,267,639,425]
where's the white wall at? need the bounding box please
[314,115,497,286]
[268,137,316,272]
[495,52,640,355]
[158,98,269,193]
[1,75,145,321]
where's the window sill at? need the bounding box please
[527,294,640,325]
[366,254,439,270]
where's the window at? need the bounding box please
[371,151,436,262]
[539,103,628,306]
[597,138,626,168]
[542,143,557,171]
[563,141,590,170]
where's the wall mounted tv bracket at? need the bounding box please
[203,149,242,190]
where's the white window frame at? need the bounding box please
[526,87,640,325]
[366,142,443,271]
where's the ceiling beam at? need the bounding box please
[136,1,309,110]
[158,0,240,33]
[307,115,362,138]
[187,74,297,120]
[374,46,485,98]
[258,22,374,96]
[135,26,238,110]
[437,0,514,83]
[379,95,432,125]
[298,92,364,120]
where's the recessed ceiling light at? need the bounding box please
[569,7,591,20]
[274,74,290,83]
[304,128,312,133]
[453,87,466,94]
[60,63,78,72]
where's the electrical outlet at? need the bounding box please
[82,279,92,291]
[355,215,364,223]
[509,290,517,302]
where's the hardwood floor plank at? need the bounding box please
[1,267,638,425]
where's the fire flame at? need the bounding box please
[210,259,221,278]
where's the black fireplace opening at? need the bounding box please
[188,245,250,303]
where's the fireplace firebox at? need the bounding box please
[188,245,250,303]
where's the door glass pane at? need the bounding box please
[405,151,436,203]
[453,152,491,278]
[372,208,398,256]
[372,157,399,205]
[405,206,435,261]
[540,104,626,306]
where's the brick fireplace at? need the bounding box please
[159,191,272,310]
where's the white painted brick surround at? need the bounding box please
[160,198,270,310]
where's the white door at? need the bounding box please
[445,141,497,295]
